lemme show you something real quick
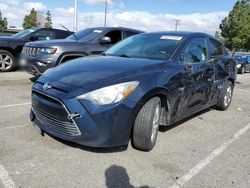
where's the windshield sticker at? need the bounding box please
[28,30,35,32]
[93,30,103,33]
[160,36,183,40]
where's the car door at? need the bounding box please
[177,37,214,116]
[207,38,226,104]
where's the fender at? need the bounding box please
[128,87,172,132]
[57,52,88,65]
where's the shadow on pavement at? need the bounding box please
[105,165,151,188]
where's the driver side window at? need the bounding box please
[103,30,122,44]
[31,30,55,41]
[183,38,208,64]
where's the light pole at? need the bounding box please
[174,19,181,31]
[74,0,78,31]
[104,0,108,27]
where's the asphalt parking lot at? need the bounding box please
[0,71,250,188]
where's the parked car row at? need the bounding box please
[20,27,143,76]
[0,28,73,72]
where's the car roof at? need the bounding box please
[139,31,220,42]
[38,28,73,33]
[86,27,144,33]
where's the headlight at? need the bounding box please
[39,48,57,54]
[77,81,139,105]
[236,64,241,68]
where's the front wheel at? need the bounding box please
[132,97,161,151]
[0,50,15,72]
[214,81,233,111]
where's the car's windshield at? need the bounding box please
[105,34,183,60]
[11,28,38,39]
[67,28,104,42]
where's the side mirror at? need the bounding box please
[99,36,111,44]
[29,36,38,41]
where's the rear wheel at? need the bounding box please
[0,50,15,72]
[215,81,233,111]
[132,97,161,151]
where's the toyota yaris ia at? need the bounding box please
[31,32,237,151]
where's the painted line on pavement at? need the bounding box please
[0,103,31,109]
[0,164,16,188]
[169,122,250,188]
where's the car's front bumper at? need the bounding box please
[30,82,137,147]
[19,55,58,76]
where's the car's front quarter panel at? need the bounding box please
[31,80,138,147]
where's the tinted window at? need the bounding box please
[209,39,223,56]
[123,31,138,38]
[102,30,122,44]
[33,30,55,40]
[183,38,208,64]
[67,28,103,42]
[11,28,38,39]
[106,34,182,60]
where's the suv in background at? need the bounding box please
[21,27,143,77]
[0,28,73,72]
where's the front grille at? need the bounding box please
[22,47,40,56]
[32,90,81,136]
[33,108,81,136]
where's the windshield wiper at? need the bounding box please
[59,24,77,40]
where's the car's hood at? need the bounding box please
[39,56,165,91]
[0,36,19,42]
[26,39,77,47]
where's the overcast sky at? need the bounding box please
[0,0,237,34]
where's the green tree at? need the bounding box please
[220,0,250,51]
[22,8,40,29]
[215,31,224,43]
[0,11,8,32]
[45,10,52,28]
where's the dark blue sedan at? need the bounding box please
[30,32,237,151]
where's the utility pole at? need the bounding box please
[89,15,95,26]
[174,19,181,31]
[104,0,108,27]
[84,15,95,26]
[74,0,78,31]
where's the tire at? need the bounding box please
[214,81,233,111]
[239,66,245,74]
[0,50,15,72]
[132,97,161,151]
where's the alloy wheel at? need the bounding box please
[151,104,160,143]
[224,86,232,107]
[0,54,13,71]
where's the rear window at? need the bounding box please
[209,39,223,56]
